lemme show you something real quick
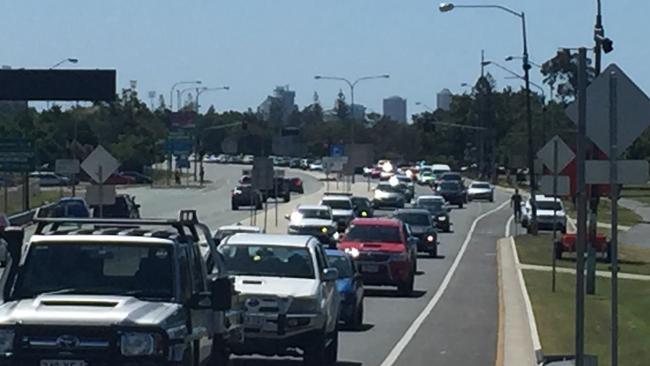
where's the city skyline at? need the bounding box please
[2,1,647,115]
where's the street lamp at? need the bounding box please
[415,101,435,112]
[505,56,553,100]
[50,58,78,69]
[195,86,230,112]
[169,81,201,112]
[439,2,538,234]
[314,74,390,143]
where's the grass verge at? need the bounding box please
[6,189,64,215]
[515,234,650,276]
[564,198,642,228]
[524,270,650,366]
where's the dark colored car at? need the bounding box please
[437,172,464,188]
[120,171,153,184]
[325,249,364,329]
[92,194,141,218]
[288,177,305,194]
[436,181,467,208]
[351,196,374,218]
[105,173,136,185]
[393,209,439,257]
[51,197,91,218]
[339,218,418,296]
[289,158,301,169]
[261,177,291,202]
[415,196,451,232]
[231,185,264,210]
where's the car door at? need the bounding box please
[314,243,338,332]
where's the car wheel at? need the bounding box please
[283,195,290,203]
[397,274,414,296]
[325,328,339,365]
[256,202,263,210]
[352,302,364,330]
[430,246,438,258]
[231,204,238,211]
[303,331,328,366]
[210,338,230,366]
[490,196,494,202]
[458,202,463,209]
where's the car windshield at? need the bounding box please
[442,174,461,181]
[537,201,563,211]
[418,199,444,210]
[300,209,331,220]
[346,225,402,243]
[220,244,315,279]
[351,198,370,208]
[472,183,490,189]
[11,243,174,300]
[397,213,430,226]
[326,255,353,278]
[440,182,460,190]
[322,199,352,210]
[377,184,401,193]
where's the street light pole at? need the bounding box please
[314,74,390,143]
[169,81,201,112]
[48,58,79,109]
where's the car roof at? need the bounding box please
[471,181,491,186]
[224,233,315,247]
[417,195,444,201]
[217,225,261,232]
[536,195,562,203]
[321,196,351,201]
[298,205,330,211]
[30,235,175,246]
[395,208,431,215]
[351,218,401,227]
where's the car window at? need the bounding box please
[326,255,353,278]
[346,225,402,243]
[472,183,491,189]
[321,199,352,210]
[536,201,563,211]
[397,213,431,226]
[440,182,460,190]
[220,244,315,279]
[300,209,332,220]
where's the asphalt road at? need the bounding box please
[122,165,513,366]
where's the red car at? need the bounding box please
[105,174,136,185]
[370,167,382,179]
[338,218,417,295]
[288,177,304,194]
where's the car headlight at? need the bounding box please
[438,216,447,221]
[0,329,14,353]
[289,297,319,313]
[426,235,435,242]
[321,226,329,234]
[360,210,368,217]
[120,332,163,356]
[344,248,360,258]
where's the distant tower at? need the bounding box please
[383,96,407,123]
[437,88,453,112]
[313,91,320,105]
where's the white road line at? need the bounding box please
[380,199,510,366]
[505,215,514,237]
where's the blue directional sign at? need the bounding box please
[329,144,345,157]
[0,139,35,172]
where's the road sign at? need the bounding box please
[85,185,116,205]
[539,175,571,196]
[81,146,120,184]
[274,169,285,178]
[329,144,345,157]
[165,133,193,154]
[585,160,649,184]
[0,69,116,101]
[252,157,274,190]
[0,139,34,172]
[323,157,348,173]
[55,159,80,176]
[566,64,650,157]
[537,136,575,174]
[176,155,190,169]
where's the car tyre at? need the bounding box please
[490,195,494,202]
[352,302,364,330]
[458,202,463,209]
[397,273,414,296]
[231,204,238,211]
[304,329,336,366]
[429,246,438,258]
[210,338,230,366]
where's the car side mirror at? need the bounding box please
[209,277,233,311]
[189,291,213,310]
[322,268,339,282]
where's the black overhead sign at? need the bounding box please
[0,69,116,101]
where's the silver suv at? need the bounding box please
[219,233,341,366]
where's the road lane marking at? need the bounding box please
[505,215,514,237]
[380,199,510,366]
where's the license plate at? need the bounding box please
[41,361,87,366]
[244,314,266,327]
[362,264,379,273]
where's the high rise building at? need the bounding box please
[437,88,453,111]
[383,96,407,123]
[257,85,297,124]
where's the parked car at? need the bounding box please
[120,171,153,184]
[288,177,305,194]
[310,160,324,171]
[436,181,467,208]
[231,185,264,210]
[0,211,240,365]
[29,171,70,187]
[51,197,91,218]
[521,195,567,233]
[339,218,418,295]
[372,182,406,209]
[286,205,338,246]
[91,194,141,218]
[325,249,364,329]
[415,195,451,232]
[220,234,341,365]
[392,209,439,257]
[300,158,312,170]
[289,158,302,169]
[242,154,255,164]
[105,173,136,185]
[467,181,494,202]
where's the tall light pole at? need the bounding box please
[505,56,553,100]
[47,58,79,109]
[439,2,538,234]
[195,86,230,112]
[314,74,390,143]
[192,86,229,182]
[169,81,201,112]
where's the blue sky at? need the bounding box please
[2,0,648,115]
